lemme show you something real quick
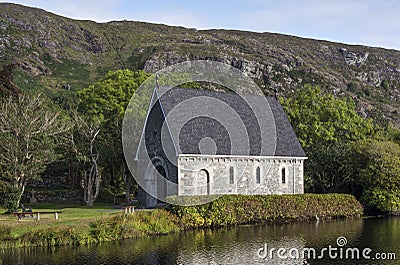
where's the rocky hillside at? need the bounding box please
[1,3,399,126]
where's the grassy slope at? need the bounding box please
[0,3,399,126]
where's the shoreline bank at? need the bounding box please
[0,194,363,248]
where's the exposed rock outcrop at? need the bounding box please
[0,3,399,126]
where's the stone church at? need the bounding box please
[135,87,307,208]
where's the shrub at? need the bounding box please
[3,186,21,213]
[90,209,180,243]
[381,80,390,90]
[0,225,12,241]
[19,226,86,247]
[168,194,363,229]
[352,140,400,214]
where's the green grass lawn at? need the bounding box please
[0,202,179,248]
[0,202,122,239]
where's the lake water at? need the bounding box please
[1,217,399,264]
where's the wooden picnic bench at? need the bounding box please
[13,211,63,221]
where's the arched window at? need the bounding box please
[281,167,286,184]
[229,166,234,184]
[256,166,261,184]
[200,169,210,195]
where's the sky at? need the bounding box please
[2,0,400,51]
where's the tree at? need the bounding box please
[305,142,358,194]
[77,69,150,203]
[352,140,400,213]
[280,85,375,149]
[0,93,68,212]
[78,70,149,123]
[387,126,400,145]
[70,111,102,206]
[280,85,376,193]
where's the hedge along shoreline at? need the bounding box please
[167,194,364,229]
[0,194,363,248]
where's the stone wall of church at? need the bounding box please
[137,98,179,208]
[177,155,304,196]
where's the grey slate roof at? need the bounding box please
[153,87,306,157]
